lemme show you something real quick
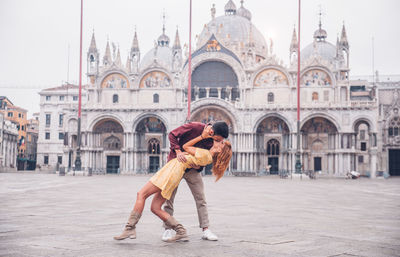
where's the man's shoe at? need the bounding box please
[202,229,218,241]
[162,229,174,242]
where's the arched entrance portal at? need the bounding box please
[135,117,167,173]
[191,106,234,174]
[301,117,338,174]
[93,119,124,174]
[255,116,290,174]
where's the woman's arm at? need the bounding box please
[183,129,210,156]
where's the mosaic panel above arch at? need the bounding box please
[301,69,332,86]
[301,117,337,134]
[191,107,233,130]
[139,71,171,88]
[101,73,130,89]
[256,116,290,134]
[135,117,166,133]
[93,119,124,133]
[254,68,289,86]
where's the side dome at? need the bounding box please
[301,41,336,62]
[301,25,336,62]
[140,46,172,70]
[140,26,173,70]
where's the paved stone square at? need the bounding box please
[0,173,399,257]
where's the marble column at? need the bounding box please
[370,149,377,178]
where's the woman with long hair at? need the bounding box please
[114,130,232,242]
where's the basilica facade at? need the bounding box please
[37,0,400,177]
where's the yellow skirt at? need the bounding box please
[150,159,187,200]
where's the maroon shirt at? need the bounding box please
[167,122,213,162]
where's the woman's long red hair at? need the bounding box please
[212,141,232,181]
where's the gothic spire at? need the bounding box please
[340,22,349,49]
[103,39,112,65]
[125,53,131,72]
[131,27,139,52]
[115,47,122,66]
[290,26,298,52]
[89,29,97,51]
[173,27,181,50]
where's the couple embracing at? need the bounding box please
[114,121,232,242]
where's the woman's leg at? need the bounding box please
[151,192,189,242]
[133,181,161,213]
[150,192,169,221]
[114,181,161,240]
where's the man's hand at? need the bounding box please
[176,151,187,163]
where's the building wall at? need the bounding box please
[0,98,28,162]
[37,85,85,171]
[0,113,18,171]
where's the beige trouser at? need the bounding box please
[163,169,209,229]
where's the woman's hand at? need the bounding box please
[183,153,200,169]
[176,150,187,163]
[201,125,212,139]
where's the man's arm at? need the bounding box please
[169,123,202,163]
[168,123,196,152]
[183,128,210,156]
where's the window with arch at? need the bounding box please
[312,92,319,101]
[389,116,400,136]
[267,139,280,156]
[268,92,274,103]
[153,93,159,103]
[148,138,160,154]
[104,136,121,150]
[113,94,119,103]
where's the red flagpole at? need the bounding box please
[186,0,192,122]
[78,0,83,119]
[74,0,83,171]
[297,0,301,122]
[295,0,302,174]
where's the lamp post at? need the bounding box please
[295,0,302,174]
[74,0,83,171]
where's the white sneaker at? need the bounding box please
[162,229,174,242]
[202,229,218,241]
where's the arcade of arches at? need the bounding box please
[77,117,167,174]
[68,112,378,176]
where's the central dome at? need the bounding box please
[197,14,267,58]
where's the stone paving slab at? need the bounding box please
[0,173,399,257]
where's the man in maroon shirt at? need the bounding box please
[162,121,229,242]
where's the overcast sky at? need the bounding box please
[0,0,399,117]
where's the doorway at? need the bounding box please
[314,157,322,171]
[149,156,160,173]
[389,149,400,176]
[106,156,120,174]
[268,157,279,174]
